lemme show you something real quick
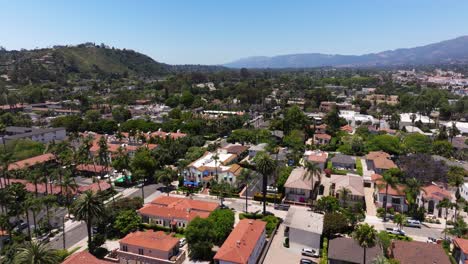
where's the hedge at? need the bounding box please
[320,237,328,264]
[253,193,283,203]
[356,158,363,176]
[141,223,185,234]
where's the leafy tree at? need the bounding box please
[13,241,59,264]
[402,133,432,154]
[210,209,235,246]
[325,106,345,134]
[366,134,400,155]
[185,217,215,261]
[284,129,305,151]
[398,154,448,184]
[112,106,132,123]
[337,187,351,208]
[130,148,157,198]
[276,166,293,195]
[432,140,454,158]
[352,223,378,264]
[113,210,142,235]
[323,212,350,238]
[283,105,307,133]
[316,196,340,213]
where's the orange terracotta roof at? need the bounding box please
[371,173,383,182]
[314,133,331,140]
[454,238,468,254]
[76,164,111,173]
[378,184,406,196]
[366,151,391,160]
[0,178,64,195]
[150,196,219,212]
[373,157,397,170]
[228,164,243,176]
[8,153,55,171]
[78,180,111,193]
[138,204,210,221]
[422,185,452,201]
[340,125,353,133]
[120,230,179,252]
[308,151,328,163]
[214,219,266,264]
[62,251,111,264]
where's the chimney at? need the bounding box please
[236,240,241,247]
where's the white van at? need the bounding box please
[406,219,422,228]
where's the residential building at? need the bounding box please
[312,133,331,145]
[248,143,267,159]
[117,230,185,264]
[460,183,468,201]
[330,154,355,170]
[328,237,382,264]
[214,219,266,264]
[223,144,249,160]
[375,183,408,212]
[138,196,218,228]
[1,126,66,144]
[303,150,328,170]
[418,184,452,218]
[340,125,354,133]
[399,113,433,128]
[364,94,399,106]
[329,174,365,205]
[284,207,323,249]
[453,238,468,264]
[186,150,242,186]
[390,240,450,264]
[62,251,111,264]
[8,153,55,171]
[314,124,327,134]
[365,151,397,174]
[284,167,314,204]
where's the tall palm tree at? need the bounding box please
[58,174,78,249]
[0,152,13,186]
[379,169,400,222]
[337,187,351,208]
[448,166,465,219]
[254,152,276,214]
[352,223,378,264]
[393,213,407,231]
[238,168,256,213]
[404,177,423,216]
[72,190,105,250]
[212,153,220,181]
[438,197,451,240]
[303,161,322,208]
[14,240,59,264]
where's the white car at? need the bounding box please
[301,248,319,258]
[386,227,406,236]
[179,238,187,247]
[406,219,422,228]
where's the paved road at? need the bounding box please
[48,183,163,250]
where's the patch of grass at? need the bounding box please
[356,158,363,176]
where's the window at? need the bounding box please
[138,248,144,255]
[391,197,401,204]
[122,245,128,252]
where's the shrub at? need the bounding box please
[283,237,289,248]
[356,158,363,176]
[320,238,328,264]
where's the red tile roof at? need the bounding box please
[0,178,64,195]
[78,180,111,193]
[421,185,452,201]
[76,164,112,174]
[151,196,219,212]
[340,125,353,133]
[120,230,179,252]
[314,133,331,140]
[8,153,55,171]
[139,204,211,221]
[214,219,266,264]
[366,151,397,169]
[307,151,328,163]
[391,240,450,264]
[378,184,406,196]
[62,251,111,264]
[454,238,468,254]
[371,173,383,182]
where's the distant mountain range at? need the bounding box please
[224,36,468,68]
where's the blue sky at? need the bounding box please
[1,0,468,65]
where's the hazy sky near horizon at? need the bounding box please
[1,0,468,65]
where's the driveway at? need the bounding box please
[263,224,318,264]
[364,187,377,216]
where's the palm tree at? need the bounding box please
[404,177,423,216]
[337,187,351,208]
[58,174,78,249]
[449,122,460,143]
[438,197,451,240]
[303,161,322,208]
[379,169,400,222]
[393,213,407,231]
[237,168,256,213]
[448,166,465,219]
[14,240,59,264]
[254,152,276,215]
[0,152,13,186]
[212,153,220,181]
[155,168,174,196]
[352,223,378,264]
[72,190,105,250]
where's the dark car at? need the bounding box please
[300,259,316,264]
[274,203,290,211]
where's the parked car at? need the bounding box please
[179,238,187,247]
[386,227,406,236]
[406,219,422,228]
[427,237,438,244]
[301,248,319,258]
[274,203,290,211]
[300,259,316,264]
